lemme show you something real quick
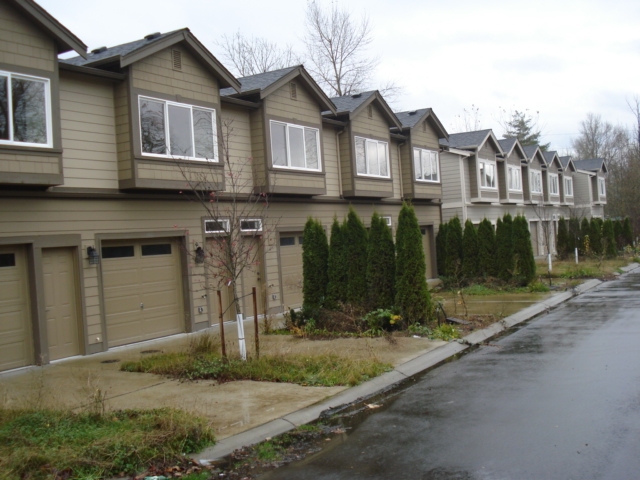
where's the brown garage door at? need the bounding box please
[530,221,539,256]
[279,233,303,310]
[102,239,184,348]
[0,246,33,371]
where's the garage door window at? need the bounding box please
[141,244,172,256]
[279,236,295,247]
[0,253,15,267]
[102,245,134,259]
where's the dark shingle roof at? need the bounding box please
[498,138,517,155]
[559,156,572,168]
[220,66,299,97]
[573,158,605,172]
[329,91,377,114]
[543,151,559,165]
[62,30,183,66]
[440,129,492,149]
[522,145,540,159]
[395,108,432,129]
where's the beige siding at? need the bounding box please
[0,151,59,175]
[220,106,253,195]
[339,127,353,193]
[320,126,340,198]
[0,2,55,72]
[250,109,266,188]
[114,80,132,181]
[137,161,223,184]
[59,72,119,189]
[440,152,463,204]
[468,157,478,198]
[479,142,498,160]
[399,140,413,197]
[265,82,321,125]
[390,139,401,199]
[351,103,390,138]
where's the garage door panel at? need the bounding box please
[279,233,303,310]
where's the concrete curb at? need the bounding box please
[194,273,613,463]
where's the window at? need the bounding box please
[0,253,16,267]
[599,177,606,196]
[141,244,172,256]
[102,245,135,259]
[565,177,573,196]
[479,159,496,189]
[240,219,262,232]
[204,219,230,234]
[549,173,559,195]
[279,236,295,247]
[355,136,389,178]
[508,165,522,191]
[270,120,320,171]
[381,216,392,227]
[413,148,439,182]
[139,96,217,161]
[0,71,51,147]
[530,170,542,193]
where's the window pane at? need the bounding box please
[279,236,295,247]
[355,137,366,174]
[366,140,379,176]
[140,98,166,154]
[168,104,193,157]
[0,253,16,268]
[413,148,422,180]
[12,77,47,144]
[141,244,172,256]
[480,163,486,187]
[378,142,388,176]
[288,125,305,168]
[431,153,439,181]
[271,122,287,166]
[193,108,214,160]
[102,245,134,259]
[0,75,7,140]
[304,128,319,170]
[424,152,433,180]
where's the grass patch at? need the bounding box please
[122,353,392,387]
[0,407,215,480]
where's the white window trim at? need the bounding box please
[549,173,559,195]
[0,70,52,148]
[530,169,543,194]
[507,165,522,192]
[479,158,497,189]
[564,177,574,197]
[355,136,390,178]
[413,147,440,183]
[269,120,321,172]
[240,218,263,233]
[598,177,606,196]
[204,219,230,234]
[138,95,218,162]
[381,216,392,227]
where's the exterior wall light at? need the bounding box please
[87,246,100,265]
[194,244,205,264]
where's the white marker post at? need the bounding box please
[236,313,247,360]
[548,253,552,273]
[575,247,579,264]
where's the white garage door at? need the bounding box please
[102,239,184,348]
[278,233,304,310]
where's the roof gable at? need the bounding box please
[543,151,563,170]
[559,156,578,172]
[522,145,546,167]
[573,158,608,174]
[327,91,402,129]
[498,137,527,160]
[395,108,448,140]
[441,129,504,154]
[63,29,239,90]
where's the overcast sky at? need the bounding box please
[39,0,640,152]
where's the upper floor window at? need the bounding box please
[598,177,606,196]
[530,170,542,193]
[139,96,217,161]
[270,120,320,171]
[549,173,559,195]
[0,71,51,147]
[565,177,573,196]
[479,159,496,189]
[355,136,389,178]
[508,165,522,191]
[413,148,439,182]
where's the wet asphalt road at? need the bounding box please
[261,272,640,479]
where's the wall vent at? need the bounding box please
[290,82,297,100]
[172,49,182,71]
[367,105,373,118]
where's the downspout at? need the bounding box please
[397,142,405,200]
[335,128,345,199]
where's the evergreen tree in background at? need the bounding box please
[556,217,569,260]
[603,219,617,258]
[590,217,602,255]
[367,213,395,310]
[396,203,431,324]
[501,109,550,150]
[345,207,368,306]
[326,217,348,307]
[623,217,634,247]
[569,217,581,255]
[445,216,463,278]
[436,222,448,276]
[477,218,496,278]
[302,218,328,312]
[513,215,536,285]
[495,214,514,281]
[461,219,479,281]
[614,219,623,250]
[580,217,591,255]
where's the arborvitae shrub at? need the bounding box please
[603,219,617,258]
[445,216,463,278]
[461,219,479,281]
[513,215,536,285]
[590,217,602,255]
[367,213,395,310]
[569,217,581,255]
[345,207,368,307]
[436,222,448,276]
[580,218,591,255]
[556,217,569,260]
[326,217,348,307]
[623,217,633,247]
[495,214,514,281]
[395,203,431,324]
[477,218,496,278]
[302,217,328,312]
[614,220,624,250]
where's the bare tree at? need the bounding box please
[216,31,298,77]
[450,104,483,133]
[572,113,629,162]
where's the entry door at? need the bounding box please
[278,233,304,310]
[43,248,81,361]
[240,237,264,318]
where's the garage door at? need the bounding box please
[0,246,33,371]
[102,239,184,348]
[279,233,303,310]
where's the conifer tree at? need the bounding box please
[367,213,395,310]
[603,219,617,258]
[590,217,602,255]
[614,220,623,250]
[436,222,448,276]
[623,217,634,247]
[569,217,581,254]
[461,219,479,281]
[580,217,591,255]
[513,215,536,285]
[556,217,569,260]
[395,203,431,324]
[445,216,463,278]
[477,218,496,278]
[345,206,368,306]
[495,214,514,281]
[302,217,328,312]
[326,217,348,307]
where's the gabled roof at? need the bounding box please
[394,108,448,140]
[498,137,527,160]
[573,158,608,174]
[10,0,87,57]
[559,156,577,172]
[522,144,548,168]
[440,129,504,155]
[543,150,563,170]
[221,65,336,114]
[63,29,240,90]
[326,91,402,129]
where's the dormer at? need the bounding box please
[497,138,526,205]
[573,158,608,205]
[558,156,577,206]
[62,28,240,191]
[440,129,504,204]
[543,151,563,205]
[0,0,87,187]
[324,91,401,198]
[393,108,448,201]
[522,145,546,205]
[221,65,335,196]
